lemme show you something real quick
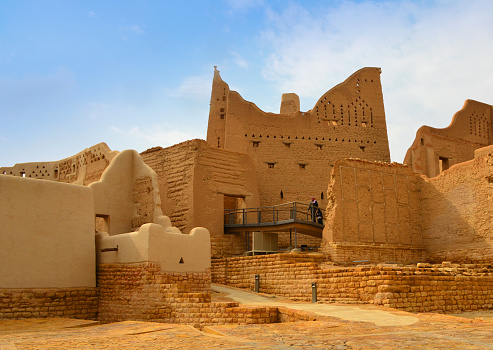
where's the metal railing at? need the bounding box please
[224,201,324,227]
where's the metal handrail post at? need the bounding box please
[243,208,246,225]
[294,202,297,221]
[273,206,275,223]
[258,209,261,224]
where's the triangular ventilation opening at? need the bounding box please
[179,257,184,264]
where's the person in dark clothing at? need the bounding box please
[309,197,318,222]
[315,208,323,224]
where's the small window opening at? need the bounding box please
[315,144,323,150]
[439,157,450,173]
[217,137,221,148]
[179,257,184,264]
[420,138,424,146]
[20,172,25,177]
[267,163,275,168]
[360,146,366,152]
[321,192,324,200]
[95,214,110,233]
[280,190,284,199]
[253,141,260,147]
[361,122,367,127]
[54,169,58,179]
[299,163,306,170]
[220,114,225,119]
[284,142,291,148]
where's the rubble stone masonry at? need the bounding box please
[212,254,493,313]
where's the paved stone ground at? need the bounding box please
[1,285,493,349]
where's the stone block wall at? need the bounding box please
[0,288,98,320]
[212,254,493,313]
[97,262,278,327]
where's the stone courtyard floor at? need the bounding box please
[2,285,493,349]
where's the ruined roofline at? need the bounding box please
[438,99,492,131]
[214,66,382,117]
[0,142,114,169]
[313,67,382,108]
[405,99,493,150]
[413,99,492,133]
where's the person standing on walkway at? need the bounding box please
[309,197,318,222]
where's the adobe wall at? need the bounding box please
[207,67,391,211]
[0,142,118,185]
[212,255,493,313]
[404,99,492,177]
[0,175,96,289]
[141,139,260,258]
[97,262,278,327]
[321,158,426,264]
[420,145,493,263]
[96,223,210,273]
[90,149,165,235]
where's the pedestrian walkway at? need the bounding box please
[212,283,419,326]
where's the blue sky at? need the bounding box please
[1,0,492,166]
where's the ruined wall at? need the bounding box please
[0,175,96,289]
[207,67,391,210]
[90,149,163,235]
[212,255,493,313]
[421,145,493,263]
[0,142,118,185]
[141,139,260,258]
[321,159,425,264]
[97,262,278,327]
[404,99,492,177]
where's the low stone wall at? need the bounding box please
[212,254,493,313]
[0,288,98,320]
[97,262,278,327]
[325,242,427,265]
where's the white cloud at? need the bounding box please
[129,24,144,34]
[168,75,212,99]
[119,24,145,40]
[110,125,198,149]
[258,0,493,162]
[232,52,249,68]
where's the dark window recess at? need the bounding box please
[280,190,284,199]
[253,141,260,147]
[267,163,275,168]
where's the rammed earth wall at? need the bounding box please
[212,254,493,313]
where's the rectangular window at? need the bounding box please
[95,214,110,233]
[439,157,450,173]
